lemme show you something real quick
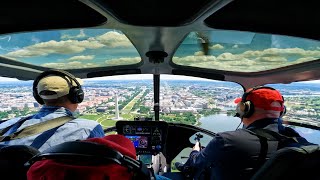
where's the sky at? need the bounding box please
[1,29,320,72]
[1,29,320,82]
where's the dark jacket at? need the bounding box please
[187,118,309,180]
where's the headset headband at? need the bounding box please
[242,86,277,102]
[33,69,81,90]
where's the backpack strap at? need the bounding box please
[0,116,74,142]
[251,128,310,148]
[245,127,311,173]
[245,129,273,172]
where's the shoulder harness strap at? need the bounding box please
[0,116,74,142]
[245,128,312,172]
[0,116,31,136]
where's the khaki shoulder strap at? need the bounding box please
[0,116,74,142]
[0,116,30,135]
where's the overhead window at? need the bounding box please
[173,30,320,72]
[0,29,140,69]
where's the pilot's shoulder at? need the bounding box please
[217,128,256,141]
[0,117,24,129]
[70,118,102,127]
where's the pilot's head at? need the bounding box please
[33,70,84,112]
[234,86,285,125]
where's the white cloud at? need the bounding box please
[105,57,141,65]
[67,55,95,61]
[41,56,140,69]
[242,48,320,58]
[5,40,104,58]
[96,31,132,48]
[42,61,98,69]
[3,31,134,58]
[61,29,86,40]
[216,53,239,61]
[174,47,320,72]
[209,44,224,50]
[194,51,204,56]
[256,56,287,62]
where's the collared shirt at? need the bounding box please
[187,118,305,180]
[0,106,104,151]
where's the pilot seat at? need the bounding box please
[26,135,152,180]
[251,145,320,180]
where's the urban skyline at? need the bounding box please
[0,79,319,128]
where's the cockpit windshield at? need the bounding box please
[1,75,320,144]
[174,30,320,72]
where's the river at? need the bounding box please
[199,114,240,133]
[186,114,241,146]
[197,114,320,145]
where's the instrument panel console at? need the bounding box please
[116,121,168,155]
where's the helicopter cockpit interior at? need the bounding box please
[0,0,320,179]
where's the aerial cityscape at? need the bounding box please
[0,78,319,130]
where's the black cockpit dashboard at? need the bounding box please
[116,120,168,155]
[113,119,216,166]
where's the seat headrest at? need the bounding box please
[251,145,320,180]
[0,145,39,180]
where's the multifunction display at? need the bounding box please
[116,121,168,155]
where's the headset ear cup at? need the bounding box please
[236,102,246,118]
[33,74,44,105]
[68,87,84,104]
[243,101,254,118]
[76,87,84,103]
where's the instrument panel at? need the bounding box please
[116,121,168,155]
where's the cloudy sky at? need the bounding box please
[0,28,320,79]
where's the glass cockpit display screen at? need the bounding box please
[116,121,168,155]
[126,136,148,148]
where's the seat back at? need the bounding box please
[27,141,151,180]
[0,145,39,180]
[251,145,320,180]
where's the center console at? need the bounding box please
[116,121,168,155]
